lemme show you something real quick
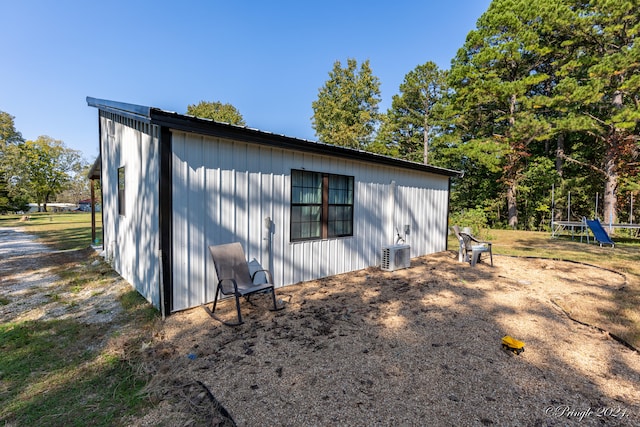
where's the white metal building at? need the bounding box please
[87,97,460,314]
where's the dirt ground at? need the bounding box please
[2,227,639,426]
[135,253,640,427]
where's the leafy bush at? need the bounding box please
[450,207,488,236]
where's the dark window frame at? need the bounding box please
[290,169,354,242]
[117,166,125,216]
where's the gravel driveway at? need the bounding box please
[0,226,128,324]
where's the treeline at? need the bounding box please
[0,112,88,213]
[310,0,639,229]
[5,0,636,226]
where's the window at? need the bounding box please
[118,166,125,216]
[291,169,353,241]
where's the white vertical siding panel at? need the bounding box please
[100,114,160,308]
[100,116,117,265]
[170,130,451,311]
[417,186,427,255]
[303,242,313,281]
[366,181,376,265]
[356,177,371,267]
[315,240,324,279]
[213,139,224,245]
[139,127,160,306]
[203,138,218,303]
[219,142,235,245]
[246,148,259,262]
[269,149,283,287]
[430,186,438,251]
[236,168,248,247]
[258,146,273,271]
[183,136,195,309]
[247,169,261,263]
[188,137,206,309]
[234,143,249,253]
[419,185,428,254]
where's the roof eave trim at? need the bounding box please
[86,97,152,123]
[85,97,461,177]
[149,109,461,178]
[87,155,101,179]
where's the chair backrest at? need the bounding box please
[209,242,253,290]
[585,219,615,245]
[452,226,469,247]
[459,232,473,251]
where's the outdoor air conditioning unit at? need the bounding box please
[381,244,411,272]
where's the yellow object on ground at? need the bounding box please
[502,335,525,354]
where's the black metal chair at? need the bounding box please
[208,242,282,325]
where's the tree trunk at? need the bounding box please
[423,105,430,164]
[556,133,565,177]
[43,193,50,213]
[602,141,618,226]
[423,126,429,164]
[507,93,518,228]
[601,80,623,227]
[507,182,518,228]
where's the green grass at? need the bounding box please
[0,215,157,426]
[0,290,158,426]
[450,228,640,347]
[0,320,151,426]
[0,319,148,427]
[0,212,102,251]
[2,216,639,424]
[481,229,640,278]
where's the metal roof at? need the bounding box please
[87,97,461,178]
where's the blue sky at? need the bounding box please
[1,0,491,161]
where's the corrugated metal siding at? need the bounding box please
[171,131,450,312]
[99,111,161,307]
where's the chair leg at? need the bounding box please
[211,285,221,314]
[269,287,282,311]
[471,251,481,267]
[234,294,243,325]
[489,250,493,266]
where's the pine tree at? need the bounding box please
[311,59,381,150]
[448,0,553,228]
[548,0,640,224]
[378,62,446,164]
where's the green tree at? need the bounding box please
[186,100,246,125]
[365,114,401,158]
[6,136,82,212]
[0,111,24,212]
[547,0,640,225]
[0,111,23,149]
[311,58,381,150]
[378,62,447,164]
[447,0,562,228]
[442,0,640,229]
[55,161,92,204]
